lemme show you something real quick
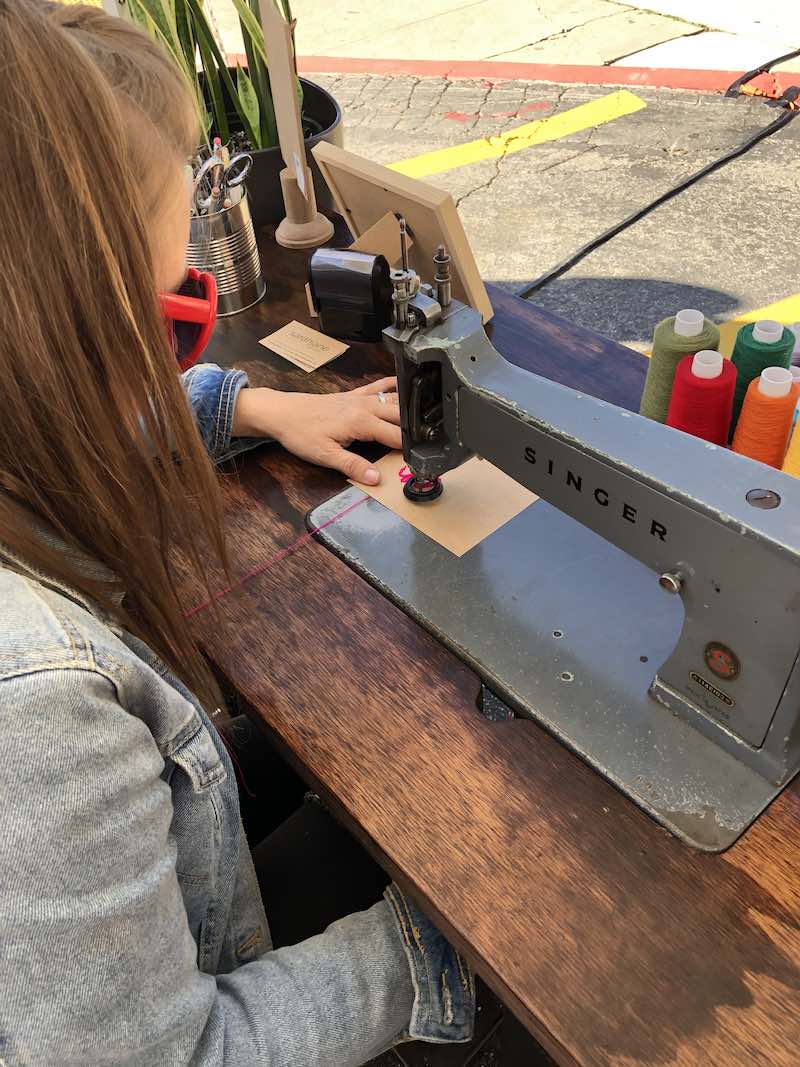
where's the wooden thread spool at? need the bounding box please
[666,350,736,445]
[732,368,799,468]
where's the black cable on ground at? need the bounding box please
[516,54,800,301]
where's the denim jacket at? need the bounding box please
[0,365,474,1066]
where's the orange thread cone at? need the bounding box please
[732,377,798,468]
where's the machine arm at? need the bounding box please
[383,296,800,785]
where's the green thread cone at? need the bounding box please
[640,315,720,423]
[730,323,795,436]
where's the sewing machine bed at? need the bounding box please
[309,488,784,851]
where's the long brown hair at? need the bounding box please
[0,0,226,705]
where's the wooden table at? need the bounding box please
[191,226,800,1067]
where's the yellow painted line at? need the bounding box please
[388,89,647,179]
[718,293,800,357]
[640,295,800,360]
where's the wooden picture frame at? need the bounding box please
[311,142,493,323]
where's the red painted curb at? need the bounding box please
[293,56,748,93]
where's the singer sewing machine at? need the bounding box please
[309,248,800,851]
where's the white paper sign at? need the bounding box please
[293,151,307,199]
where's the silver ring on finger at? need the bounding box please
[376,391,387,405]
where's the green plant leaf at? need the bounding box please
[186,0,259,147]
[129,0,170,39]
[236,66,261,143]
[197,34,230,143]
[229,0,269,68]
[134,0,181,52]
[234,0,304,142]
[174,0,208,141]
[174,0,197,74]
[129,0,191,78]
[242,34,277,147]
[241,3,277,147]
[129,0,209,143]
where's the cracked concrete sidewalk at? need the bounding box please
[287,0,700,66]
[209,0,800,72]
[315,73,799,351]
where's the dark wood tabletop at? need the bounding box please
[187,224,800,1067]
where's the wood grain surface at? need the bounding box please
[184,224,800,1067]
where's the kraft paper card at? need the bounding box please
[259,321,348,371]
[304,282,319,318]
[349,212,413,266]
[353,452,537,557]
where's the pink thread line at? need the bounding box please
[218,734,257,799]
[184,495,368,619]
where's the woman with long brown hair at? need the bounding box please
[0,2,474,1063]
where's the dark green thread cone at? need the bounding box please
[730,323,795,437]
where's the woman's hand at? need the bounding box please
[232,377,401,485]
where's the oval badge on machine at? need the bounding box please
[704,642,741,680]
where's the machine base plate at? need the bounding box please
[309,489,787,851]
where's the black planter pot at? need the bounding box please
[207,76,343,230]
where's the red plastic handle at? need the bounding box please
[160,269,218,371]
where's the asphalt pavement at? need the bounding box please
[313,72,799,350]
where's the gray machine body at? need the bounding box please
[309,296,800,850]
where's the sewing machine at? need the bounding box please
[309,248,800,851]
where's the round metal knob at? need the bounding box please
[659,572,683,595]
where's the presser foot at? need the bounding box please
[403,475,444,502]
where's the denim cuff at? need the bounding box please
[182,363,268,465]
[384,883,475,1044]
